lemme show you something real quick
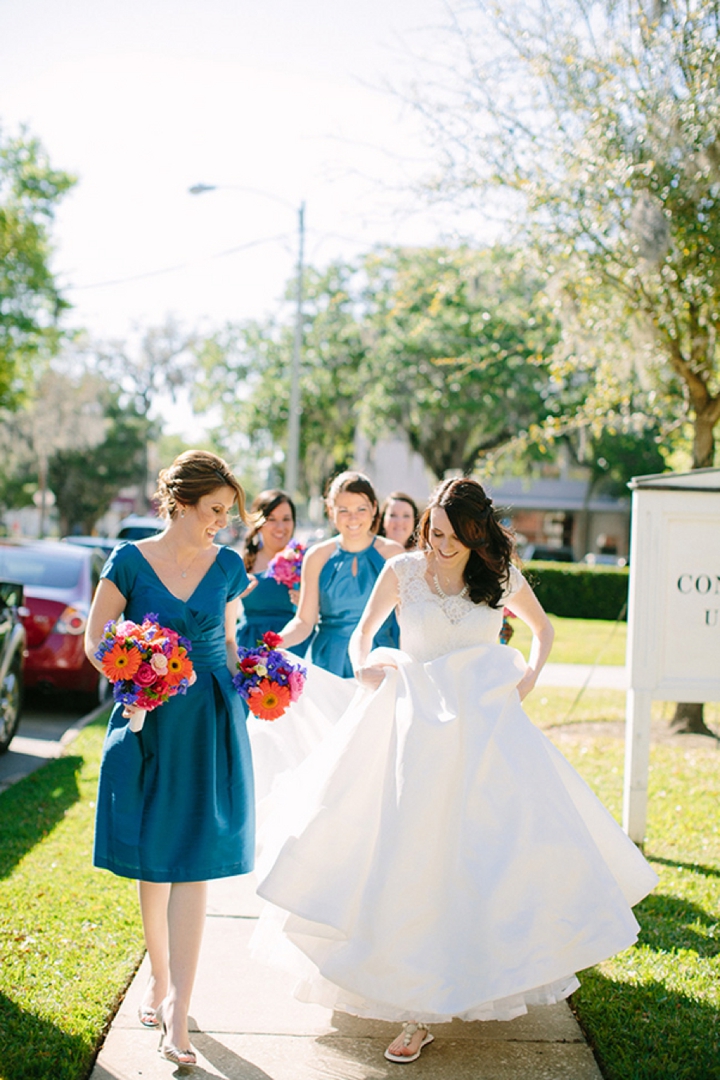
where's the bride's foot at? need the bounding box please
[384,1022,434,1063]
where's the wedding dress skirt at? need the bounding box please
[249,554,658,1024]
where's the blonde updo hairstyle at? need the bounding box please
[155,450,248,523]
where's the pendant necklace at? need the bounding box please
[433,572,468,601]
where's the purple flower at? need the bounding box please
[114,683,140,705]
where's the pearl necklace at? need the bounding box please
[432,572,468,601]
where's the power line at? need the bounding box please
[66,232,293,291]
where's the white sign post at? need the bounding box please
[624,467,720,844]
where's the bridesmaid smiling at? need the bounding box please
[237,489,309,657]
[278,472,403,676]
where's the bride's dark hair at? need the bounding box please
[418,478,515,608]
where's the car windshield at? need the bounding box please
[0,547,82,589]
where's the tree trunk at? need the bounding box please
[670,702,716,737]
[692,410,718,470]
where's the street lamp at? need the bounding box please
[189,183,305,498]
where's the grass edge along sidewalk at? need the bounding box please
[0,710,145,1080]
[1,693,719,1078]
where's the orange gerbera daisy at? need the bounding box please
[101,641,142,682]
[163,647,194,687]
[248,679,291,721]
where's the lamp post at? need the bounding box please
[189,184,305,499]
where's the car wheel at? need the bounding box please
[0,654,23,754]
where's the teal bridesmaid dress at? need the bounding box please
[93,542,255,883]
[311,539,399,677]
[236,569,310,657]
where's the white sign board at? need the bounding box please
[624,468,720,842]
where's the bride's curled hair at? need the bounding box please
[418,477,515,608]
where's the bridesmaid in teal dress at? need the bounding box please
[236,489,309,657]
[85,451,252,1069]
[279,471,404,676]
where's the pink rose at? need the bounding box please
[150,652,169,675]
[134,662,158,688]
[188,669,197,686]
[135,689,161,710]
[288,668,305,703]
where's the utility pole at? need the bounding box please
[285,201,305,498]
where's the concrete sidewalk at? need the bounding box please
[90,874,603,1080]
[539,663,626,690]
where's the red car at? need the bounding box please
[0,540,108,699]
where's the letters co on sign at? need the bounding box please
[676,573,719,626]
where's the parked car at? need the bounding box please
[116,514,164,541]
[521,544,575,563]
[0,579,26,752]
[0,540,107,699]
[62,535,118,558]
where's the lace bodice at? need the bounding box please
[391,551,524,663]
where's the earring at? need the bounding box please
[180,509,185,518]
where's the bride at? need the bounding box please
[252,477,657,1065]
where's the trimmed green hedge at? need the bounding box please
[522,561,629,621]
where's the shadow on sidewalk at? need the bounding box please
[192,1031,275,1079]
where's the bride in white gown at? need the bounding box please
[250,478,658,1064]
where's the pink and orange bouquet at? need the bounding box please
[267,539,306,590]
[95,612,195,732]
[233,630,306,721]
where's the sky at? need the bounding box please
[0,0,486,348]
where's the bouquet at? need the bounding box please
[233,630,306,721]
[95,612,195,732]
[267,539,306,590]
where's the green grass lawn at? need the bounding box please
[1,680,719,1079]
[0,712,144,1080]
[511,613,628,665]
[559,736,720,1080]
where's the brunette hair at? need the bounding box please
[418,477,514,607]
[243,489,296,572]
[155,450,248,523]
[325,471,381,533]
[379,491,420,550]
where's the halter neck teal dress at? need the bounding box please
[93,542,255,883]
[311,539,399,677]
[237,569,310,657]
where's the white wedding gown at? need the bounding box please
[248,552,658,1024]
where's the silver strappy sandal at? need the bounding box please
[384,1021,434,1063]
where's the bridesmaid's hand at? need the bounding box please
[239,574,259,599]
[288,586,300,607]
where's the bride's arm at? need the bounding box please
[504,580,554,700]
[349,564,400,688]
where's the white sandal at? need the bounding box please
[384,1021,434,1063]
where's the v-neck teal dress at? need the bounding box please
[93,542,254,883]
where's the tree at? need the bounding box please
[407,0,719,730]
[89,318,199,509]
[48,396,148,535]
[193,263,367,497]
[409,0,719,465]
[360,245,559,479]
[0,125,75,408]
[0,366,149,536]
